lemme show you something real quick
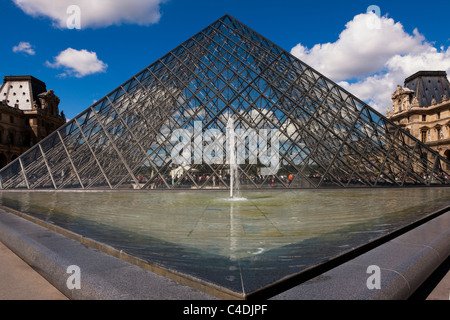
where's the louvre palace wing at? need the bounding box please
[1,14,449,190]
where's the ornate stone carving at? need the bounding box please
[38,90,60,116]
[391,85,414,113]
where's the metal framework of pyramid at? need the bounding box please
[1,14,450,190]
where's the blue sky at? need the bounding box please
[2,0,450,119]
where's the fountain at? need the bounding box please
[0,14,449,301]
[227,116,240,199]
[0,187,448,298]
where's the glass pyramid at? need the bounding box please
[1,14,449,190]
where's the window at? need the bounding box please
[7,132,14,145]
[437,112,441,120]
[23,134,31,147]
[437,128,442,140]
[422,115,427,122]
[421,130,427,143]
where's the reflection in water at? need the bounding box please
[0,188,449,295]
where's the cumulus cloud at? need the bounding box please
[290,12,450,114]
[12,41,35,55]
[46,48,108,78]
[13,0,166,29]
[338,46,450,112]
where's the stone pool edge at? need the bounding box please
[0,206,229,300]
[0,205,448,300]
[269,209,450,300]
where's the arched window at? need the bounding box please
[421,130,427,143]
[7,130,15,145]
[0,153,7,168]
[445,150,450,161]
[445,150,450,171]
[436,127,444,141]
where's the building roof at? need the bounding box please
[0,75,48,111]
[404,71,450,107]
[3,75,46,88]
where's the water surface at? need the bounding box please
[0,188,448,296]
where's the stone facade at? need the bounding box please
[387,71,450,169]
[0,76,66,168]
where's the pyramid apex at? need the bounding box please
[219,14,237,22]
[1,14,449,190]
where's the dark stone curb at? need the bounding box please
[0,209,215,300]
[270,210,450,300]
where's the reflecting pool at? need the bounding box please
[0,188,449,297]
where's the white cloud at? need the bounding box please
[46,48,108,78]
[12,41,35,55]
[13,0,166,29]
[290,12,450,114]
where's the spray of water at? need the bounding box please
[227,116,246,201]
